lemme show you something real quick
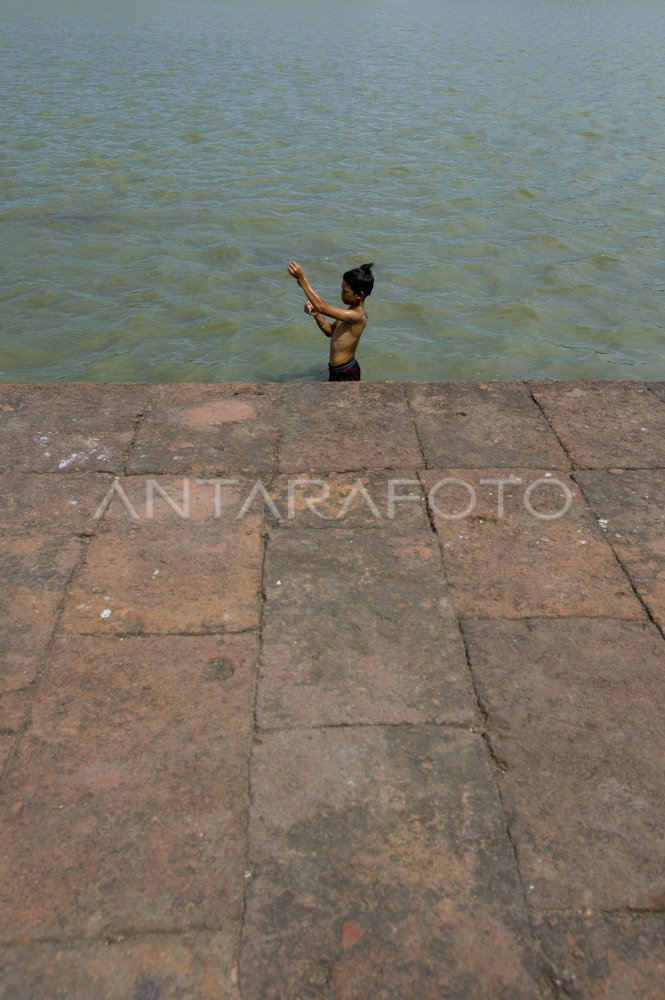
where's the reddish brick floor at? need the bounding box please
[1,380,664,999]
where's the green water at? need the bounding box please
[2,0,664,382]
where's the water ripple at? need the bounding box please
[1,0,665,381]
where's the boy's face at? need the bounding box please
[341,280,360,305]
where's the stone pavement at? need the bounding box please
[1,380,664,999]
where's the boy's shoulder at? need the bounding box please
[347,304,368,323]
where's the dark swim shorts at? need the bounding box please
[328,357,361,382]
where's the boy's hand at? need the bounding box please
[304,302,316,315]
[288,261,304,281]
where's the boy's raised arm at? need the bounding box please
[287,261,361,323]
[287,261,324,310]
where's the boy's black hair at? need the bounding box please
[343,262,374,298]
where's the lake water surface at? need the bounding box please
[2,0,664,382]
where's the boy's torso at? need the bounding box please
[329,313,367,365]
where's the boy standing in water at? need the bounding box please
[287,261,374,381]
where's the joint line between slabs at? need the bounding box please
[528,387,574,471]
[645,384,665,407]
[253,719,483,737]
[120,394,152,477]
[402,383,431,471]
[236,525,271,975]
[531,906,665,919]
[56,626,261,639]
[572,473,664,639]
[455,620,537,900]
[0,533,93,790]
[0,924,236,949]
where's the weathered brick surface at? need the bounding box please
[0,534,83,691]
[462,618,665,910]
[0,475,114,696]
[1,380,664,998]
[241,727,541,1000]
[534,913,665,1000]
[0,737,13,774]
[0,472,113,536]
[406,381,568,469]
[421,469,641,619]
[0,383,148,474]
[0,688,31,735]
[276,382,423,472]
[258,530,476,728]
[128,384,282,476]
[530,380,665,468]
[60,477,264,635]
[265,471,429,529]
[576,468,665,630]
[646,382,665,404]
[0,931,241,1000]
[0,634,257,940]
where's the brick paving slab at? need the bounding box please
[258,529,476,728]
[0,931,241,1000]
[0,737,13,774]
[0,688,31,735]
[0,472,114,536]
[266,471,429,529]
[60,478,263,635]
[1,380,664,998]
[276,382,423,473]
[240,727,542,1000]
[128,384,282,476]
[0,475,117,730]
[530,380,665,469]
[462,618,665,911]
[1,534,83,692]
[405,381,568,469]
[0,383,148,474]
[533,913,665,1000]
[420,469,641,619]
[646,382,665,403]
[0,633,256,941]
[575,469,665,632]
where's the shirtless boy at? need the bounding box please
[287,261,374,381]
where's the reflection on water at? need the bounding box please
[1,0,665,382]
